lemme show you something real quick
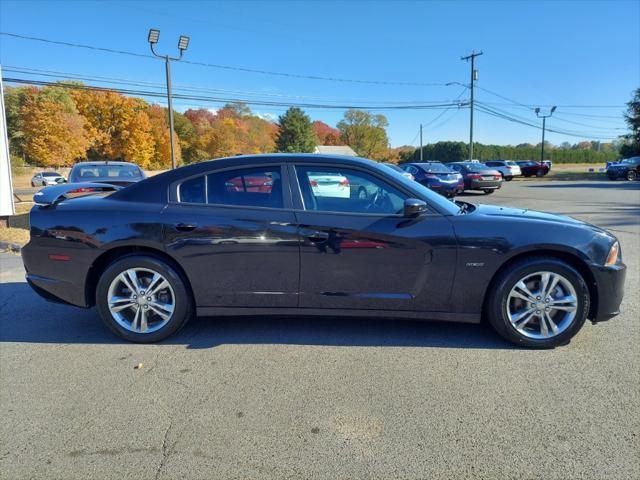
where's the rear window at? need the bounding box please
[74,164,142,179]
[464,164,491,172]
[42,172,60,177]
[420,163,451,174]
[506,161,518,166]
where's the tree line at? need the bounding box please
[4,83,392,169]
[406,140,621,164]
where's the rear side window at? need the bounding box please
[179,176,206,204]
[207,167,283,209]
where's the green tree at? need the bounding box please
[619,87,640,158]
[3,86,33,159]
[275,107,316,153]
[337,109,389,160]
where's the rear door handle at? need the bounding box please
[175,223,197,232]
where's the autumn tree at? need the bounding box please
[71,88,154,167]
[146,105,182,169]
[313,120,343,146]
[276,107,317,153]
[21,87,91,168]
[337,109,389,160]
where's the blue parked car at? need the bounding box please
[400,162,464,198]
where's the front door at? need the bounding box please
[292,164,457,312]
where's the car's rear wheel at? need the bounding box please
[96,255,193,343]
[486,257,589,348]
[483,189,494,195]
[626,170,637,181]
[504,176,513,182]
[536,170,544,177]
[357,187,368,200]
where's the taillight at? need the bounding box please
[494,175,501,180]
[310,180,318,187]
[467,174,482,179]
[339,178,350,187]
[48,254,71,261]
[68,187,96,194]
[506,166,513,169]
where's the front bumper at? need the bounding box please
[606,170,626,179]
[589,262,626,322]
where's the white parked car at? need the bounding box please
[308,173,351,198]
[31,171,67,187]
[484,160,522,181]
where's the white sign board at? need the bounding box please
[0,65,16,216]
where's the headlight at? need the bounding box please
[605,241,620,266]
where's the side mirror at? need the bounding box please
[403,198,427,217]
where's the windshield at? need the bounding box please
[506,161,518,166]
[463,164,491,172]
[74,164,142,179]
[419,163,452,174]
[372,163,460,215]
[621,157,640,164]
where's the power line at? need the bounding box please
[0,31,448,87]
[1,65,464,105]
[475,103,619,140]
[2,77,466,110]
[475,85,625,109]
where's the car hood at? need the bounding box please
[474,204,609,233]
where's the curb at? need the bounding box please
[0,241,22,254]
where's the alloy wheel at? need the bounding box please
[106,268,175,334]
[506,271,578,339]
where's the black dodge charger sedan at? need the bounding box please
[23,154,626,348]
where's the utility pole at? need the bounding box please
[461,50,483,161]
[419,124,423,161]
[148,29,190,170]
[535,106,557,164]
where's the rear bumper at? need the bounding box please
[25,273,88,307]
[589,262,626,322]
[467,180,501,190]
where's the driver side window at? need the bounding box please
[295,166,407,215]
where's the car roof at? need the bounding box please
[71,161,140,167]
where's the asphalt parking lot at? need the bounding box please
[1,179,639,480]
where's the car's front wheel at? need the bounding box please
[486,257,589,348]
[483,189,494,195]
[96,255,193,342]
[536,170,544,177]
[626,170,637,181]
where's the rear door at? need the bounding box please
[162,164,300,308]
[290,163,456,312]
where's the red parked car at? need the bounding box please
[516,161,550,177]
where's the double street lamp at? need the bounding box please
[535,106,557,165]
[148,29,190,170]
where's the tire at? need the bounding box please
[96,255,193,343]
[486,256,589,348]
[535,170,544,177]
[357,187,368,200]
[483,189,494,195]
[504,176,513,182]
[626,170,637,181]
[31,182,36,187]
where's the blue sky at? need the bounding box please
[1,0,638,147]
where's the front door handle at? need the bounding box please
[175,223,197,232]
[304,230,329,243]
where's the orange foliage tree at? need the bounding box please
[21,89,91,168]
[147,105,182,169]
[313,120,343,146]
[71,89,154,168]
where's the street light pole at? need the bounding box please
[419,123,423,161]
[148,29,190,170]
[535,106,557,164]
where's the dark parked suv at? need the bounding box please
[516,161,550,177]
[606,156,640,181]
[400,162,463,197]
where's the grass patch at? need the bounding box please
[0,227,29,247]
